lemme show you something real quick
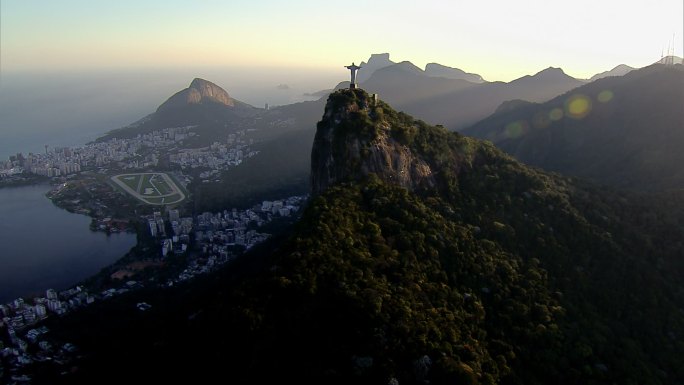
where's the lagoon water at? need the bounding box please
[0,184,136,303]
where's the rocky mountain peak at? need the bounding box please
[589,64,635,81]
[535,67,569,79]
[188,78,233,105]
[157,78,234,112]
[367,53,391,64]
[310,89,436,195]
[357,53,396,83]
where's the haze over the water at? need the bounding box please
[0,67,338,159]
[0,0,681,159]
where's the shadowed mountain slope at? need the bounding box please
[463,64,684,191]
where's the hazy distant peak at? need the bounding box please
[367,61,426,80]
[356,53,396,83]
[366,53,392,64]
[589,64,635,81]
[535,67,568,77]
[158,78,234,112]
[611,64,634,72]
[510,67,577,85]
[424,62,485,83]
[608,64,634,74]
[392,61,425,74]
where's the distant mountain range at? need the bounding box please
[357,62,585,129]
[99,56,683,208]
[356,53,485,84]
[424,62,485,83]
[463,64,684,191]
[349,54,677,131]
[344,55,684,191]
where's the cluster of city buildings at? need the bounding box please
[0,117,305,381]
[1,288,95,332]
[149,195,307,285]
[0,149,82,178]
[0,194,308,382]
[0,287,96,380]
[0,280,156,381]
[169,131,258,178]
[0,125,257,181]
[148,197,303,252]
[0,135,145,178]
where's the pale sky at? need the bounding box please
[1,0,682,81]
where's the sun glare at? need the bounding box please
[565,95,592,119]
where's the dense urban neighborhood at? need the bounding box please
[0,193,307,381]
[0,126,257,182]
[0,116,310,382]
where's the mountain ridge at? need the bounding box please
[463,63,684,190]
[357,60,585,129]
[589,64,635,81]
[425,62,485,83]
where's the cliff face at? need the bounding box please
[311,89,435,195]
[157,78,234,112]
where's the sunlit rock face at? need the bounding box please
[157,78,234,112]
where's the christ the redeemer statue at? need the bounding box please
[345,62,362,89]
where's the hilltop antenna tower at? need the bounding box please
[666,40,671,64]
[663,33,677,65]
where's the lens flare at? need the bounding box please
[549,108,564,121]
[597,90,614,103]
[504,120,529,138]
[565,94,592,119]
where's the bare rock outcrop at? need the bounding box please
[311,89,435,195]
[157,78,234,112]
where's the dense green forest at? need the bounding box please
[39,89,683,385]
